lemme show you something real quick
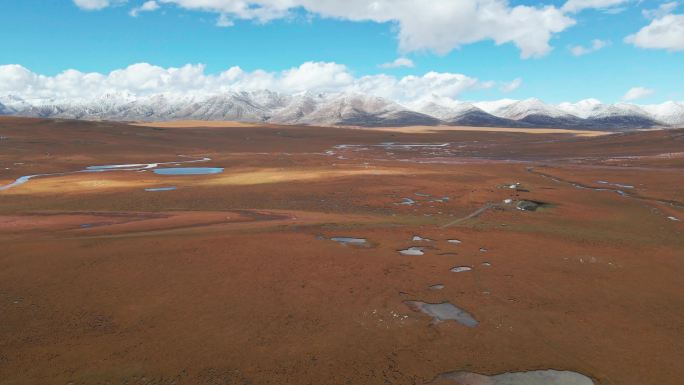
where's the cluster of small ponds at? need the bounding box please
[396,192,450,206]
[325,142,461,166]
[0,156,223,192]
[1,144,605,384]
[326,233,493,328]
[528,168,684,222]
[326,232,598,384]
[334,143,451,151]
[318,153,602,383]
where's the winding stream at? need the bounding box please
[0,156,212,191]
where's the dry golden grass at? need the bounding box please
[134,120,612,137]
[0,167,410,195]
[198,167,406,186]
[356,125,612,137]
[131,120,264,128]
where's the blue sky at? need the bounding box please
[0,0,682,104]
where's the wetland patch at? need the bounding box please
[399,247,425,256]
[428,369,596,385]
[145,186,177,192]
[450,266,472,273]
[404,301,478,327]
[153,167,224,175]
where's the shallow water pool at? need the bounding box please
[399,247,424,256]
[404,301,478,327]
[153,167,224,175]
[145,186,177,192]
[330,237,368,246]
[430,369,595,385]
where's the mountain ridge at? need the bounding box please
[1,92,682,130]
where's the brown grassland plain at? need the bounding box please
[0,117,683,385]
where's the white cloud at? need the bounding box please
[622,86,654,101]
[561,0,628,13]
[379,58,415,69]
[279,62,355,93]
[216,13,234,27]
[500,78,522,93]
[626,2,683,51]
[642,2,679,19]
[73,0,125,10]
[0,62,494,103]
[158,0,290,22]
[73,0,112,10]
[352,71,493,102]
[130,1,159,16]
[569,39,609,56]
[626,10,684,51]
[81,0,576,59]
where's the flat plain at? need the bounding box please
[1,117,682,385]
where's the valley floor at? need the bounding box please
[0,117,682,385]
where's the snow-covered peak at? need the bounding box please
[641,101,684,126]
[411,96,482,121]
[483,98,571,119]
[473,99,517,115]
[558,100,655,120]
[1,90,683,128]
[557,99,603,118]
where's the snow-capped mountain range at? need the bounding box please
[1,91,683,130]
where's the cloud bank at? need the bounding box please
[0,62,509,103]
[561,0,628,13]
[73,0,113,10]
[73,0,126,10]
[73,0,576,59]
[71,1,684,56]
[625,2,684,51]
[626,14,684,51]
